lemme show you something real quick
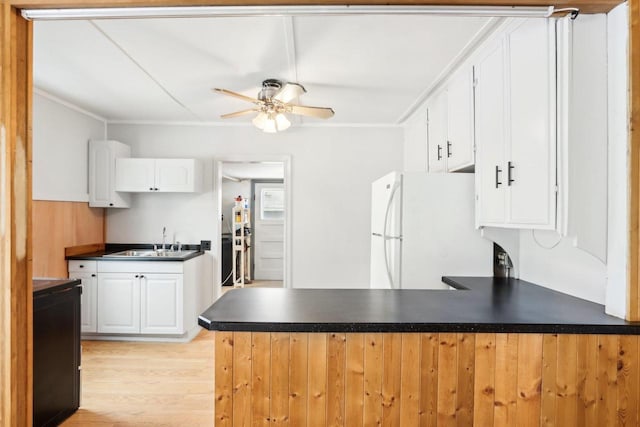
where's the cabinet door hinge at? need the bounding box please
[554,185,559,193]
[473,78,479,88]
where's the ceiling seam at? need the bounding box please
[395,16,506,125]
[88,20,203,121]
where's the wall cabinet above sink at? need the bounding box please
[115,158,203,193]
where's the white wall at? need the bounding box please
[106,124,404,289]
[403,104,428,172]
[33,91,106,201]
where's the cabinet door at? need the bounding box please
[427,91,447,173]
[475,42,507,226]
[507,19,556,228]
[115,158,156,192]
[70,271,98,333]
[89,140,130,208]
[155,159,198,192]
[446,68,475,171]
[97,273,140,334]
[88,141,111,207]
[140,273,183,334]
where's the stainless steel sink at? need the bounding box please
[103,249,197,258]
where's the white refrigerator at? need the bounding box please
[370,171,493,289]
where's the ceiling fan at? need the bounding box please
[213,79,335,133]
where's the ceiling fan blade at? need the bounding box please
[220,109,258,119]
[288,105,335,119]
[212,88,261,104]
[274,83,307,103]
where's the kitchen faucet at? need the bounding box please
[162,226,167,250]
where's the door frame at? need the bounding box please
[213,156,292,299]
[251,179,285,281]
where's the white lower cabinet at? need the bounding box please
[69,271,98,333]
[97,273,140,334]
[70,258,200,339]
[140,273,183,334]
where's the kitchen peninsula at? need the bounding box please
[199,278,640,426]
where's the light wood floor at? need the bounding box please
[61,330,215,427]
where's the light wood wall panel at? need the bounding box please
[214,332,640,427]
[32,200,104,278]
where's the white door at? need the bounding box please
[446,67,475,171]
[507,19,556,228]
[475,41,507,226]
[97,273,140,334]
[427,91,447,173]
[140,273,183,334]
[70,271,98,333]
[253,183,284,281]
[370,172,402,289]
[115,158,155,192]
[155,159,194,192]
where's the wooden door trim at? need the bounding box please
[0,3,32,426]
[1,0,639,425]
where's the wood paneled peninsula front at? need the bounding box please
[199,278,640,427]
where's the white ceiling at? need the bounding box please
[33,15,491,126]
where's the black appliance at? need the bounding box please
[221,233,233,286]
[33,279,81,427]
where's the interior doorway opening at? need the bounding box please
[214,157,291,299]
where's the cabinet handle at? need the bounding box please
[149,187,154,191]
[109,203,114,207]
[135,275,139,278]
[79,265,84,268]
[495,165,503,188]
[447,141,452,158]
[437,144,442,161]
[91,274,96,277]
[140,275,145,279]
[508,161,515,186]
[154,188,159,191]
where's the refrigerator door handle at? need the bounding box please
[383,181,400,289]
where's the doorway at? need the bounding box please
[214,157,291,299]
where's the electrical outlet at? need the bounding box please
[201,240,211,251]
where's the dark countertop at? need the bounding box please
[198,276,640,334]
[33,278,81,296]
[66,243,204,261]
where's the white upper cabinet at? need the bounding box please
[427,67,475,173]
[475,19,556,230]
[446,68,475,171]
[115,158,203,193]
[427,90,447,173]
[89,140,131,208]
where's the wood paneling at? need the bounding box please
[213,332,640,426]
[0,4,31,426]
[32,200,104,278]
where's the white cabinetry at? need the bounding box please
[140,273,183,334]
[427,67,475,172]
[95,260,196,336]
[475,19,556,230]
[89,140,131,208]
[68,260,98,333]
[97,273,140,334]
[115,158,203,193]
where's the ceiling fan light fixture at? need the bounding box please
[252,112,267,130]
[275,114,291,131]
[263,118,277,133]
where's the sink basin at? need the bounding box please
[103,249,197,258]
